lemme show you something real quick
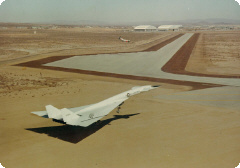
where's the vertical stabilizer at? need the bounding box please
[46,105,62,120]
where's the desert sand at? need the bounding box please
[186,31,240,76]
[0,27,239,168]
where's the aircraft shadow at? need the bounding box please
[26,113,139,144]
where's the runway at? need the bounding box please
[157,86,240,110]
[44,33,240,87]
[44,34,192,76]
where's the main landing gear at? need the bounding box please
[117,102,125,113]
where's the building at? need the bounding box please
[134,25,157,32]
[16,27,27,29]
[158,25,183,31]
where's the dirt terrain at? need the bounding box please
[186,31,240,76]
[0,27,175,64]
[162,32,240,78]
[0,27,239,168]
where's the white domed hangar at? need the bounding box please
[134,25,157,32]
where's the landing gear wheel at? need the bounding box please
[117,106,121,113]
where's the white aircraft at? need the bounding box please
[119,36,130,42]
[32,85,159,127]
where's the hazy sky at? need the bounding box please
[0,0,240,23]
